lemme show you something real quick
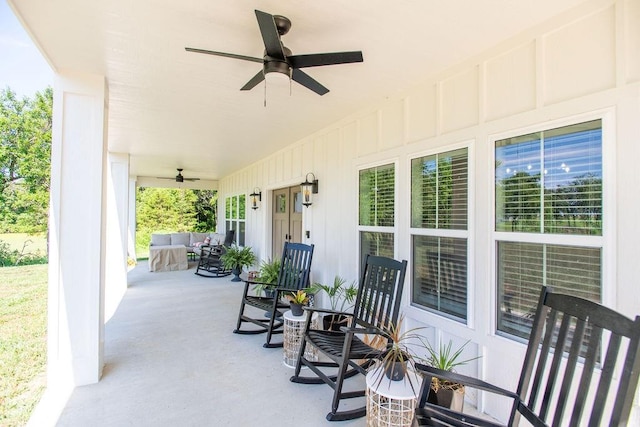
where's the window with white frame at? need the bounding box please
[495,119,603,340]
[410,148,469,322]
[359,164,395,267]
[225,194,246,246]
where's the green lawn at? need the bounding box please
[0,264,48,427]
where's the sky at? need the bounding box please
[0,1,53,98]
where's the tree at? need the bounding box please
[0,87,52,233]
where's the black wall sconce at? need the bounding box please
[300,173,318,207]
[250,187,262,210]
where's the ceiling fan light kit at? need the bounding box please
[185,10,363,99]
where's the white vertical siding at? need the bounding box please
[219,0,640,421]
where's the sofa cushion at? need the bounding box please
[150,233,171,246]
[190,232,209,246]
[171,233,191,246]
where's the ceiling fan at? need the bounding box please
[185,9,363,96]
[158,169,200,183]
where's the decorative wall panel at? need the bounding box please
[544,6,616,104]
[485,42,537,121]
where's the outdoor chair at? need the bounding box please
[233,242,314,348]
[194,230,235,278]
[413,285,640,427]
[290,254,408,421]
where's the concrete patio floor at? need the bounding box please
[50,261,367,426]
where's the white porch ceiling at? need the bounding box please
[10,0,590,183]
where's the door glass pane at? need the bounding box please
[293,191,303,213]
[276,194,286,213]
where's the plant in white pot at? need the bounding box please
[309,275,358,331]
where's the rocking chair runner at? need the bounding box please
[413,285,640,427]
[290,254,408,421]
[194,230,235,278]
[233,242,314,348]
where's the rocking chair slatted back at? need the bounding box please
[513,288,640,427]
[414,286,640,426]
[276,242,314,291]
[352,255,408,332]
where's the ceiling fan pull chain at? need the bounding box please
[264,78,267,107]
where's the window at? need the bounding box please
[359,164,395,264]
[410,148,469,321]
[225,194,246,246]
[495,120,603,339]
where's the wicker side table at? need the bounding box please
[283,310,318,368]
[365,366,420,427]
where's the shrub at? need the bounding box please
[0,239,48,267]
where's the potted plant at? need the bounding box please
[286,289,310,316]
[373,316,428,389]
[220,244,256,282]
[372,316,479,407]
[424,339,479,411]
[253,257,280,296]
[309,276,358,331]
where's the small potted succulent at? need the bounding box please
[286,289,310,316]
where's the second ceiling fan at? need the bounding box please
[185,9,363,96]
[158,169,200,183]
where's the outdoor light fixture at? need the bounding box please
[300,173,318,207]
[250,188,262,210]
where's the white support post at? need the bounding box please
[47,72,108,391]
[105,153,130,320]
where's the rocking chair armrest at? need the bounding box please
[413,363,519,400]
[302,306,353,317]
[338,325,384,336]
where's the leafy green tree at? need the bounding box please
[193,189,217,232]
[0,87,52,233]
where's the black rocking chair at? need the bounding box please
[413,285,640,427]
[233,242,314,348]
[194,230,235,278]
[290,254,408,421]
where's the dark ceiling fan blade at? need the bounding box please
[240,70,265,91]
[185,47,262,64]
[255,10,285,60]
[183,178,200,181]
[291,69,329,96]
[289,51,364,69]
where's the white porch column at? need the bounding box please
[105,153,130,321]
[127,178,137,263]
[48,72,108,390]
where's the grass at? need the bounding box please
[0,264,48,427]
